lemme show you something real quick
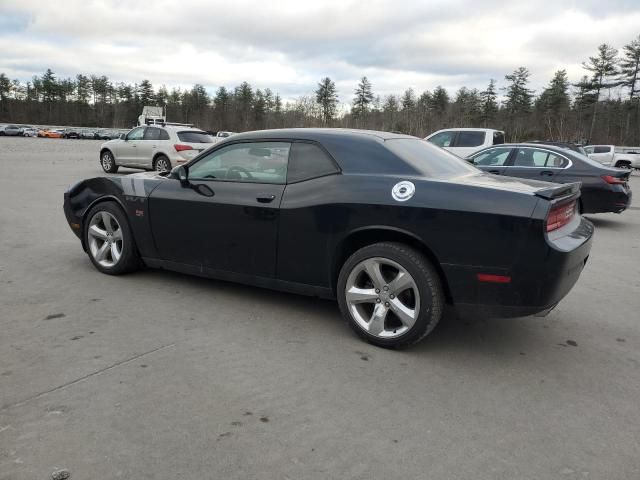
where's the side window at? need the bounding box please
[144,127,162,141]
[472,147,512,166]
[455,131,485,148]
[584,146,594,154]
[492,131,505,145]
[545,152,568,168]
[428,131,456,147]
[159,129,170,140]
[126,127,145,141]
[287,143,339,183]
[188,142,291,184]
[593,146,611,154]
[513,148,548,167]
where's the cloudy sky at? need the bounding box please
[1,0,639,103]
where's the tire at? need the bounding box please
[615,161,631,169]
[337,242,444,349]
[154,155,171,172]
[101,150,119,173]
[84,202,140,275]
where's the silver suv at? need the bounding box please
[99,125,215,173]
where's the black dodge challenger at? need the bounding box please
[64,129,593,348]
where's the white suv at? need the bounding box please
[99,125,216,173]
[425,128,505,158]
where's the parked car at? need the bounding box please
[79,129,97,139]
[425,128,505,157]
[65,129,593,349]
[41,129,65,138]
[528,140,587,156]
[22,127,38,137]
[584,145,640,170]
[99,125,216,173]
[0,124,25,136]
[468,143,632,214]
[63,128,81,139]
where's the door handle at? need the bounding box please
[540,170,554,176]
[256,194,276,203]
[488,169,501,174]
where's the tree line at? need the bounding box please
[1,35,639,144]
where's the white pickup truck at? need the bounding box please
[584,145,640,170]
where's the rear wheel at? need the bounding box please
[84,202,140,275]
[101,150,118,173]
[615,161,631,169]
[154,155,171,172]
[337,242,444,349]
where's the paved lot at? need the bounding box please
[1,137,639,479]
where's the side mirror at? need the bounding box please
[173,165,189,186]
[119,133,126,140]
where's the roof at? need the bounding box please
[229,128,416,142]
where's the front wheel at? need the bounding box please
[101,150,118,173]
[154,155,171,172]
[337,242,444,349]
[84,202,140,275]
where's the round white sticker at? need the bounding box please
[391,181,415,202]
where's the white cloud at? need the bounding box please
[1,0,639,102]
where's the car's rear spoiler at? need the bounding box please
[534,182,581,201]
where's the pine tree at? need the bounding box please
[537,70,571,139]
[480,79,498,126]
[582,43,620,140]
[137,79,154,106]
[352,76,374,124]
[315,77,339,125]
[620,35,640,100]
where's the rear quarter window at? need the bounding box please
[287,143,339,183]
[385,139,478,178]
[178,131,215,143]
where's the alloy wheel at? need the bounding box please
[156,158,169,172]
[102,153,113,170]
[87,211,123,268]
[344,257,420,338]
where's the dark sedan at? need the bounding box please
[468,143,632,214]
[64,129,593,348]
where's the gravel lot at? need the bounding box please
[1,137,639,479]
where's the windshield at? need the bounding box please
[385,139,478,178]
[177,131,215,143]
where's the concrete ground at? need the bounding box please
[0,137,639,480]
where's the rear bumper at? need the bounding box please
[447,216,593,319]
[584,185,632,214]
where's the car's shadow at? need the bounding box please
[113,265,554,359]
[584,215,631,230]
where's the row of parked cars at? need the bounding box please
[0,124,129,140]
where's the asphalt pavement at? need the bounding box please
[1,137,639,479]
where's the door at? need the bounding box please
[588,145,613,166]
[140,127,164,168]
[469,146,513,175]
[504,147,569,181]
[451,130,487,158]
[119,126,146,164]
[148,141,291,277]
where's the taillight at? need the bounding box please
[174,144,193,152]
[602,175,626,185]
[546,200,576,232]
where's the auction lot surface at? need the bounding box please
[1,137,639,479]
